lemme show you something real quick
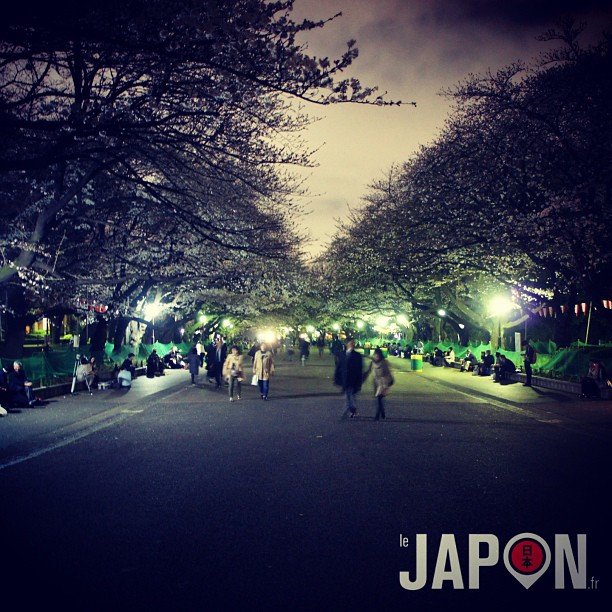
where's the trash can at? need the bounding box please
[410,354,423,371]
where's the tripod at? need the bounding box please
[71,354,93,395]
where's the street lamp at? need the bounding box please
[488,295,515,349]
[356,320,364,343]
[144,302,164,344]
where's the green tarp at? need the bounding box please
[0,341,196,386]
[2,339,611,386]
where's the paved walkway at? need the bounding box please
[2,353,611,448]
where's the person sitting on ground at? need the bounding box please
[76,355,96,389]
[493,354,516,383]
[89,356,99,387]
[490,351,503,378]
[8,360,37,406]
[432,347,445,366]
[460,349,477,372]
[165,346,184,369]
[121,353,136,378]
[580,359,611,399]
[117,364,132,388]
[477,350,495,376]
[444,347,456,367]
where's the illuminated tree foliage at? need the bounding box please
[0,0,392,354]
[324,24,612,346]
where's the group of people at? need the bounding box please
[458,341,530,386]
[181,336,275,402]
[384,341,424,358]
[333,339,394,420]
[0,360,41,414]
[4,333,609,421]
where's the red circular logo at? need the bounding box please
[509,538,546,574]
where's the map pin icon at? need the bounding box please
[503,533,551,589]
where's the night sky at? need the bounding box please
[291,0,612,257]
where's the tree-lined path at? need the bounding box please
[2,355,611,610]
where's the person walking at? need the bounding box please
[363,347,394,420]
[252,342,274,400]
[299,336,310,366]
[333,338,364,418]
[188,347,200,385]
[212,335,228,389]
[316,334,325,358]
[223,346,245,401]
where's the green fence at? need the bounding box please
[0,341,196,387]
[363,338,612,380]
[2,339,611,387]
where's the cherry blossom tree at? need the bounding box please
[0,0,396,355]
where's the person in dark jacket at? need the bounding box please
[493,354,516,383]
[334,338,364,418]
[8,360,36,407]
[121,353,136,377]
[146,350,162,378]
[188,347,200,385]
[299,336,310,365]
[212,335,228,389]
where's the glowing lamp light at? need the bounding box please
[332,323,340,331]
[437,309,446,317]
[397,315,408,326]
[489,296,515,317]
[199,315,207,324]
[376,316,388,327]
[144,302,163,320]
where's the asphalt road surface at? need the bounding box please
[2,353,611,611]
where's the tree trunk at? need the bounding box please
[0,287,34,358]
[91,317,108,352]
[111,316,130,353]
[553,311,573,348]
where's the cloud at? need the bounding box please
[290,0,612,256]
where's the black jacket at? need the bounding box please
[334,349,364,392]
